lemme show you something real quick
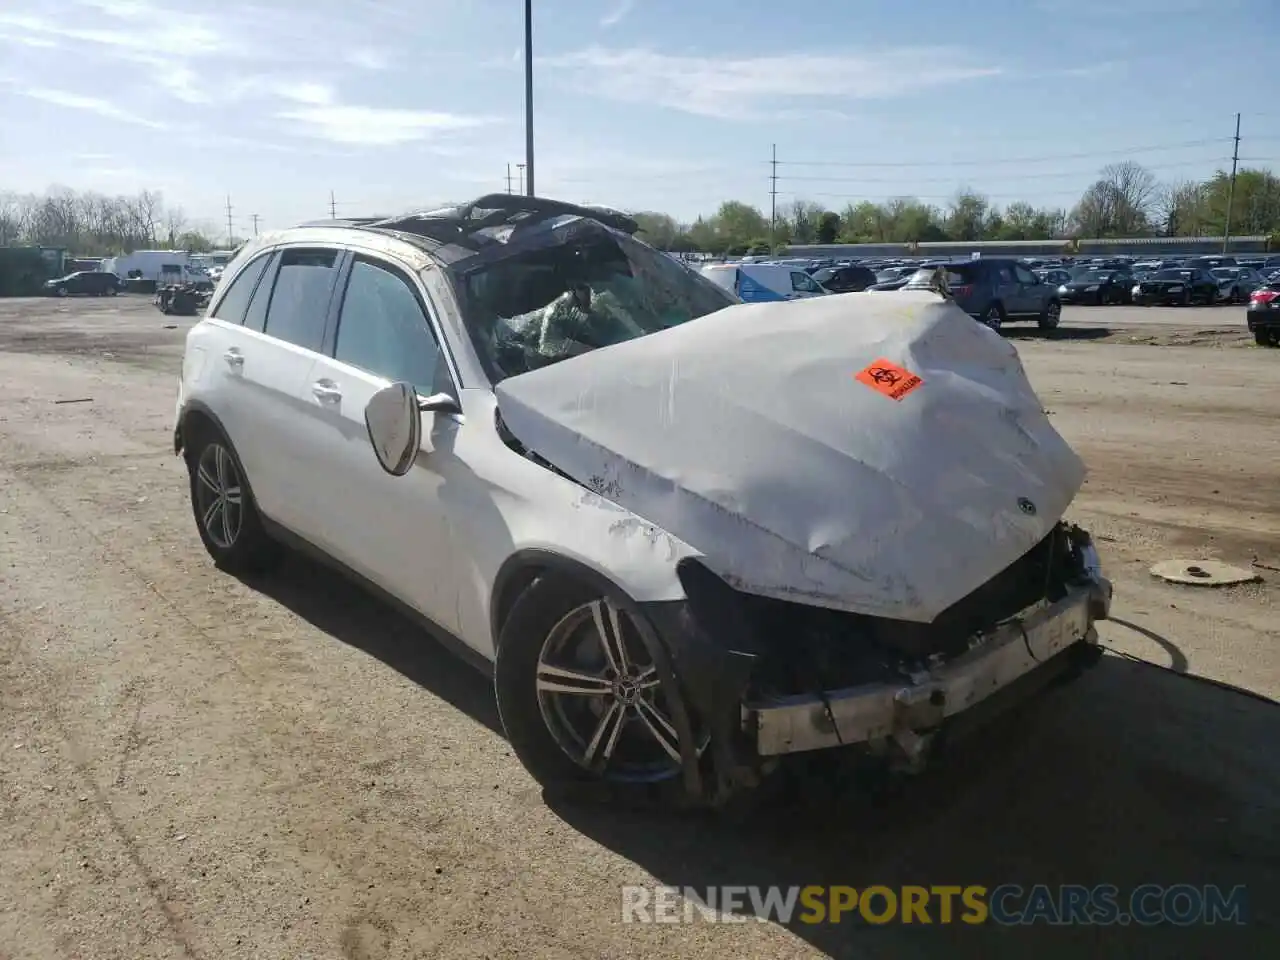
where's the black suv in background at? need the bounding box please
[938,258,1062,331]
[809,264,878,293]
[43,270,122,297]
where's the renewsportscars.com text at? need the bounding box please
[621,884,1248,926]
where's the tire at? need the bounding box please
[1038,299,1061,331]
[55,286,68,297]
[185,422,275,573]
[980,302,1004,331]
[106,286,118,297]
[494,572,700,805]
[1256,330,1270,346]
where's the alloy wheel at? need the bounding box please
[194,442,243,549]
[534,598,700,782]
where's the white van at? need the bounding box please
[700,262,828,302]
[102,250,200,283]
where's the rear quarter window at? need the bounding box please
[210,254,272,324]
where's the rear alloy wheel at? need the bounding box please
[496,574,705,801]
[186,426,274,572]
[1038,299,1061,331]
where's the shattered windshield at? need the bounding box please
[456,220,736,383]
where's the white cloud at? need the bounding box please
[345,48,390,70]
[600,0,635,28]
[541,46,1002,119]
[0,31,58,48]
[19,87,164,127]
[276,104,490,146]
[0,11,226,57]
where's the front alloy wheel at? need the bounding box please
[1039,300,1061,330]
[193,442,243,549]
[535,598,687,782]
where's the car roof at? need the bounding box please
[279,194,641,269]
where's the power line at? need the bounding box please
[776,158,1235,185]
[251,213,260,236]
[769,143,778,252]
[329,190,337,218]
[224,195,233,247]
[775,138,1233,169]
[1223,112,1242,254]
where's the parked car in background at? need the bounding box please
[1210,267,1263,303]
[938,258,1062,331]
[1057,268,1132,305]
[42,270,122,297]
[1132,267,1218,306]
[172,193,1112,805]
[1037,268,1072,287]
[1181,256,1237,272]
[810,264,878,293]
[1247,282,1280,346]
[874,265,920,286]
[701,262,826,301]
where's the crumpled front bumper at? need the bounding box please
[745,574,1111,757]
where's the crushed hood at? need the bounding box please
[494,292,1085,623]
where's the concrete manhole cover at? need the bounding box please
[1149,559,1261,586]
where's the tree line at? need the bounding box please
[3,161,1279,259]
[0,187,227,256]
[632,162,1280,255]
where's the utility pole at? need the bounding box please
[251,214,260,236]
[225,195,233,247]
[523,0,535,196]
[517,163,525,196]
[769,143,778,253]
[1223,112,1241,254]
[506,163,514,194]
[329,190,337,219]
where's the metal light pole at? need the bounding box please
[517,163,525,195]
[523,0,535,196]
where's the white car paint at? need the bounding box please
[178,228,698,661]
[496,292,1085,623]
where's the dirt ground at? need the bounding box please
[1,296,1276,959]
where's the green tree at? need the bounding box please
[946,189,990,241]
[816,211,841,244]
[631,212,680,250]
[711,201,769,252]
[1200,168,1280,237]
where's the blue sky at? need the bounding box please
[1,0,1277,236]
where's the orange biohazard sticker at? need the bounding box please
[855,358,924,401]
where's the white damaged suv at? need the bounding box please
[174,195,1112,805]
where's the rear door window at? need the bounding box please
[210,253,272,324]
[261,248,340,351]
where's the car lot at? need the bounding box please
[1,294,1276,959]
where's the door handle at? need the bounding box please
[311,380,342,403]
[223,349,244,368]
